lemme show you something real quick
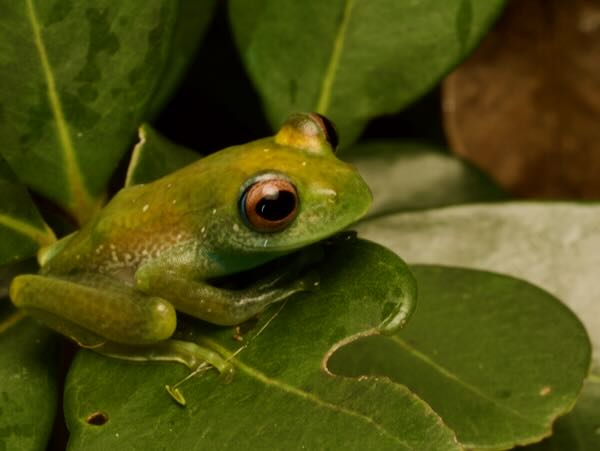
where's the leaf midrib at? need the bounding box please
[315,0,355,114]
[25,0,94,222]
[204,338,413,449]
[0,213,55,246]
[0,310,26,334]
[390,336,546,428]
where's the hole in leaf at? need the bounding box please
[85,411,108,426]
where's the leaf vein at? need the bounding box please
[0,310,26,334]
[390,336,545,427]
[25,0,93,219]
[204,339,411,449]
[316,0,355,114]
[0,213,55,247]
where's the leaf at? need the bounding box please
[522,378,600,451]
[343,140,506,218]
[125,124,200,187]
[0,1,182,224]
[0,303,59,451]
[64,239,462,451]
[443,0,600,198]
[0,157,55,265]
[356,202,600,449]
[0,259,38,300]
[356,202,600,362]
[329,265,591,449]
[229,0,507,146]
[146,0,218,117]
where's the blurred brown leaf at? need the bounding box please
[443,0,600,198]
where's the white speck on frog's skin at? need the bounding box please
[167,183,172,189]
[302,161,307,166]
[263,239,268,248]
[142,204,149,212]
[263,148,270,152]
[212,209,217,215]
[201,227,206,234]
[233,224,240,232]
[172,199,177,204]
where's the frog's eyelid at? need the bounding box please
[239,172,293,194]
[309,113,339,152]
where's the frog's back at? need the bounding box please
[40,160,215,280]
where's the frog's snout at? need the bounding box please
[346,165,373,220]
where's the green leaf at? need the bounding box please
[229,0,506,145]
[329,265,591,449]
[523,378,600,451]
[343,141,506,218]
[356,202,600,449]
[125,124,200,187]
[0,259,38,300]
[0,303,59,451]
[0,157,55,265]
[0,1,181,224]
[64,239,462,451]
[146,0,218,116]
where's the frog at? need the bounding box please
[9,112,372,378]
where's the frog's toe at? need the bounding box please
[218,363,235,384]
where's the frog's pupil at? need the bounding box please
[256,190,296,221]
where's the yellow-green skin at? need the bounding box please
[10,114,372,373]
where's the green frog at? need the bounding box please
[10,113,372,377]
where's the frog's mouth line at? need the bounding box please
[207,230,357,291]
[206,247,313,291]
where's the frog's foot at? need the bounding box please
[95,339,234,383]
[10,273,178,345]
[136,258,320,327]
[10,274,232,380]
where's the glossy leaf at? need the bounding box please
[0,259,38,300]
[523,378,600,451]
[64,239,462,451]
[146,0,217,116]
[343,141,506,218]
[229,0,507,145]
[0,303,59,451]
[330,265,591,449]
[125,124,200,187]
[0,157,55,265]
[356,202,600,449]
[0,1,181,224]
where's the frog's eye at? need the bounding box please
[241,179,299,232]
[311,113,339,152]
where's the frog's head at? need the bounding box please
[204,113,372,269]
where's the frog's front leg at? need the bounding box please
[135,256,318,326]
[9,273,232,376]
